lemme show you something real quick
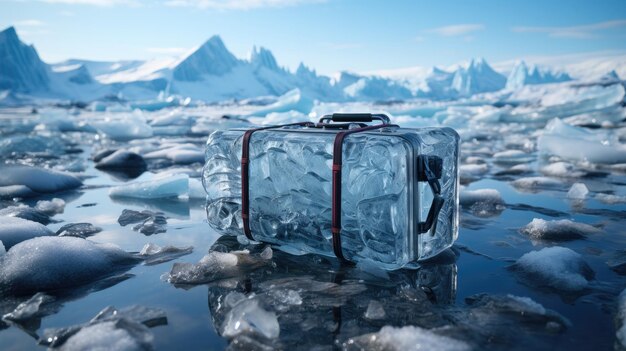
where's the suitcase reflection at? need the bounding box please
[205,236,458,350]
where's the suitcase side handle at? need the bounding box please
[416,155,444,235]
[319,113,390,124]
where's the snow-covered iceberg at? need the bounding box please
[538,118,626,164]
[0,165,82,198]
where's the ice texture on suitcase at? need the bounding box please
[203,125,458,269]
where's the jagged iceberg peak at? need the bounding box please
[172,35,240,81]
[451,57,506,96]
[506,60,571,90]
[250,45,280,71]
[333,71,363,88]
[0,26,49,92]
[296,62,316,78]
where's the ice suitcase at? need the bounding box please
[202,113,459,269]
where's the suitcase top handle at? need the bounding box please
[319,113,391,125]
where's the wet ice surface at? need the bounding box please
[0,80,626,350]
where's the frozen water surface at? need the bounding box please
[1,80,626,350]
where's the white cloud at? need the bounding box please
[164,0,325,10]
[14,19,46,27]
[426,24,485,37]
[147,47,188,55]
[512,20,626,39]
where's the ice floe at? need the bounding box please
[56,223,102,238]
[109,174,188,199]
[0,205,52,224]
[39,305,166,350]
[344,325,471,351]
[520,218,600,241]
[143,143,204,165]
[0,236,137,295]
[137,243,192,265]
[0,216,54,249]
[118,209,167,235]
[512,246,594,292]
[34,198,65,215]
[221,295,280,339]
[538,118,626,164]
[90,113,153,141]
[493,149,534,164]
[95,150,147,172]
[595,193,626,204]
[164,247,273,285]
[567,183,589,200]
[0,165,82,198]
[511,176,563,190]
[540,161,587,178]
[459,188,505,217]
[248,88,314,117]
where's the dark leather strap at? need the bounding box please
[241,122,313,240]
[331,124,396,262]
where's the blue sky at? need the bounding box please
[1,0,625,74]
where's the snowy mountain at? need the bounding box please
[332,71,413,101]
[0,27,49,93]
[0,25,624,106]
[450,58,507,96]
[506,61,571,90]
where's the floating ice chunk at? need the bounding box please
[344,325,470,351]
[567,183,589,200]
[538,118,626,164]
[595,193,626,204]
[164,248,272,284]
[541,162,586,178]
[512,247,594,291]
[40,310,159,350]
[0,165,82,197]
[144,143,204,164]
[464,293,569,331]
[90,113,153,141]
[0,236,137,295]
[109,174,188,199]
[95,150,147,171]
[0,216,54,249]
[0,205,52,224]
[364,300,386,320]
[495,163,533,176]
[248,88,314,116]
[617,288,626,349]
[511,177,562,190]
[56,223,102,238]
[460,189,504,206]
[35,198,65,215]
[460,188,505,217]
[520,218,599,241]
[222,296,280,339]
[92,305,168,327]
[137,243,193,265]
[459,164,488,183]
[494,150,534,164]
[118,209,167,235]
[2,292,55,324]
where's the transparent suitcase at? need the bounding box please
[202,113,459,269]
